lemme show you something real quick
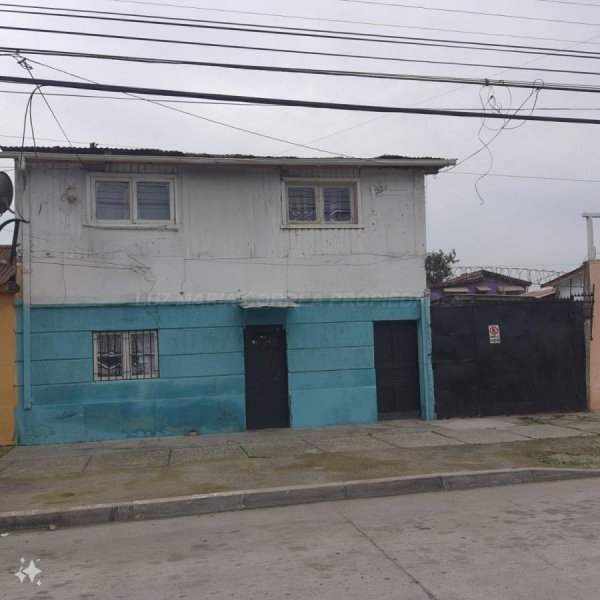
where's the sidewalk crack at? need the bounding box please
[82,455,93,473]
[340,513,439,600]
[429,430,467,443]
[299,438,323,452]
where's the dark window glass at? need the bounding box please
[96,333,123,379]
[324,187,352,223]
[130,331,157,378]
[288,187,317,222]
[137,182,171,221]
[96,181,130,220]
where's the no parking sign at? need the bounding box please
[488,324,501,344]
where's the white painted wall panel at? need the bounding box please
[19,163,428,304]
[554,273,584,299]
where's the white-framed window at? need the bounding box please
[284,181,359,226]
[93,330,159,381]
[90,175,175,224]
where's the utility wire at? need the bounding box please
[7,1,600,53]
[3,28,600,71]
[11,1,598,46]
[6,45,600,80]
[3,90,599,111]
[0,89,262,106]
[443,170,600,184]
[9,67,600,96]
[275,25,600,157]
[17,58,361,158]
[536,0,600,6]
[103,0,600,46]
[5,74,600,124]
[339,0,600,27]
[3,14,600,60]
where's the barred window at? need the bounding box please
[285,181,357,226]
[93,330,159,381]
[287,186,317,222]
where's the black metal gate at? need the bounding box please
[431,300,586,418]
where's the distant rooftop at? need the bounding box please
[0,146,455,169]
[541,265,584,288]
[429,269,532,289]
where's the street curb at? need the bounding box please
[2,467,600,532]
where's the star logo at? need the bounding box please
[15,557,42,586]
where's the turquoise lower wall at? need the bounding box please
[15,298,433,445]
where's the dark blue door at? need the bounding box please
[374,321,421,419]
[244,325,289,430]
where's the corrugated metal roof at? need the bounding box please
[0,146,455,169]
[0,245,16,287]
[0,146,450,161]
[0,146,255,157]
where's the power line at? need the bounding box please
[4,74,600,124]
[2,9,600,61]
[3,89,599,111]
[533,0,600,8]
[7,45,600,80]
[272,20,600,157]
[0,88,264,106]
[105,0,600,46]
[10,61,600,95]
[18,58,361,158]
[339,0,600,27]
[442,170,600,184]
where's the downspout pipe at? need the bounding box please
[10,166,32,412]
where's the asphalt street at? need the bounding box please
[2,478,600,599]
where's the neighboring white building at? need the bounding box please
[2,146,454,445]
[542,266,585,299]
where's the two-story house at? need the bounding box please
[1,146,454,445]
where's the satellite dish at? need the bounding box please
[0,172,13,215]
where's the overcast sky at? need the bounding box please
[1,0,599,274]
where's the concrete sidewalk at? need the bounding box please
[1,412,600,514]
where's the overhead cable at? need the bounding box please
[5,46,600,80]
[101,0,600,46]
[4,74,600,124]
[8,65,600,95]
[339,0,600,27]
[2,12,600,60]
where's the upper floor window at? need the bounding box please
[92,176,175,224]
[285,181,358,226]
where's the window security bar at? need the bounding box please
[93,330,159,381]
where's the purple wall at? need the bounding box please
[430,275,527,301]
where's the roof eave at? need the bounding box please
[541,265,584,288]
[1,152,456,170]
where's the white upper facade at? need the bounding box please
[5,150,454,305]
